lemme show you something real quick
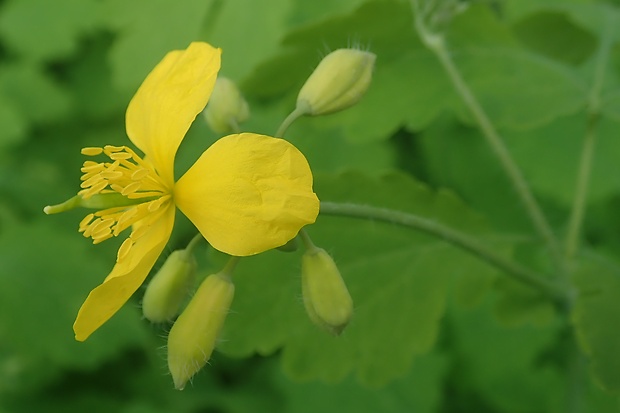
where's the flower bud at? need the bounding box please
[301,247,353,335]
[167,272,234,390]
[297,48,376,116]
[204,76,250,134]
[142,250,197,323]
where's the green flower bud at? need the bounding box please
[297,48,376,116]
[167,272,234,390]
[142,250,197,323]
[301,247,353,335]
[204,76,250,134]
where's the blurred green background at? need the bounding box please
[2,0,620,411]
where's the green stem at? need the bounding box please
[320,201,569,303]
[275,106,307,138]
[185,233,204,255]
[298,228,317,251]
[221,255,241,276]
[229,118,241,134]
[565,15,612,260]
[413,9,564,274]
[565,115,599,259]
[567,332,586,413]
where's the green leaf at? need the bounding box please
[0,220,151,390]
[572,251,620,392]
[103,0,212,90]
[449,298,565,412]
[512,11,597,65]
[276,351,447,413]
[505,114,620,206]
[205,0,292,81]
[243,1,587,143]
[417,115,531,231]
[0,97,26,149]
[0,63,71,125]
[493,277,556,327]
[418,112,620,229]
[217,171,500,386]
[0,0,100,61]
[65,37,128,121]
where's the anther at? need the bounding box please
[80,175,104,189]
[121,182,142,196]
[131,168,150,181]
[110,152,133,160]
[81,181,109,199]
[131,223,150,241]
[117,238,134,262]
[93,231,113,244]
[114,208,139,236]
[99,170,124,180]
[81,147,103,156]
[104,145,125,153]
[79,213,95,232]
[81,163,105,173]
[92,218,115,233]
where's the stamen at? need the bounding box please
[92,218,115,233]
[80,171,99,182]
[131,168,150,181]
[131,224,150,241]
[79,213,95,232]
[93,231,113,244]
[110,152,133,160]
[76,143,172,245]
[104,145,125,153]
[99,170,124,180]
[147,195,170,213]
[121,182,141,197]
[110,184,125,193]
[81,147,103,156]
[80,174,104,189]
[117,238,134,262]
[81,163,105,174]
[81,181,109,199]
[82,217,102,238]
[94,206,128,217]
[126,191,164,199]
[114,208,138,235]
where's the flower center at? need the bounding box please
[77,145,171,257]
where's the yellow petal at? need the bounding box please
[73,205,175,341]
[174,133,320,256]
[125,42,221,186]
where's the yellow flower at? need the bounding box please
[50,42,319,341]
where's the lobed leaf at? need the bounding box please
[216,171,502,386]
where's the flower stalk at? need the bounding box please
[319,201,571,305]
[411,0,564,275]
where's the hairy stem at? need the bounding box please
[412,4,564,273]
[185,233,204,255]
[565,15,612,260]
[565,114,599,259]
[275,106,307,138]
[320,201,569,303]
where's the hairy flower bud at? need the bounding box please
[142,250,197,323]
[204,76,250,133]
[297,48,376,116]
[167,272,234,390]
[301,247,353,335]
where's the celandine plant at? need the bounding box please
[44,41,372,389]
